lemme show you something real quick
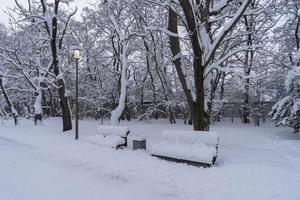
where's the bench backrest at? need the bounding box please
[162,130,218,146]
[97,125,130,137]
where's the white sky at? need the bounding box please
[0,0,95,25]
[0,0,15,24]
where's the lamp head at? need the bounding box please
[73,49,81,60]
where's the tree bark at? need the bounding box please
[50,5,72,131]
[0,78,18,125]
[242,13,254,124]
[167,7,207,131]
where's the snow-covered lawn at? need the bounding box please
[0,118,299,200]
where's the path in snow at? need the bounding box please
[0,137,172,200]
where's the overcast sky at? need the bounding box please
[0,0,15,24]
[0,0,94,25]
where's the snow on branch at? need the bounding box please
[204,0,252,68]
[205,45,261,76]
[209,0,230,14]
[145,26,179,37]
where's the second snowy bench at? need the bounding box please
[151,130,219,167]
[88,126,130,149]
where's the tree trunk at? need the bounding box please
[242,12,254,124]
[217,71,226,121]
[50,13,72,131]
[0,78,18,125]
[48,88,56,117]
[111,43,128,125]
[34,89,43,125]
[243,76,250,123]
[167,6,207,131]
[57,79,72,131]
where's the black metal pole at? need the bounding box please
[75,59,79,140]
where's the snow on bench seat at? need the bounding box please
[86,135,125,148]
[151,130,219,167]
[87,125,130,149]
[97,126,130,137]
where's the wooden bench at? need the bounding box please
[151,130,219,167]
[88,126,130,149]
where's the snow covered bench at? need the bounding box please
[87,126,130,149]
[151,130,219,167]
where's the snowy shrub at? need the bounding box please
[270,66,300,133]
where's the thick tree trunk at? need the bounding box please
[57,79,72,131]
[191,102,205,130]
[50,58,72,131]
[54,66,72,131]
[51,14,72,131]
[111,43,128,125]
[193,72,206,131]
[167,7,207,131]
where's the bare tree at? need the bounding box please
[167,0,252,130]
[13,0,77,131]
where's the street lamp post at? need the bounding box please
[73,49,80,140]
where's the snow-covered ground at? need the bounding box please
[0,118,299,200]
